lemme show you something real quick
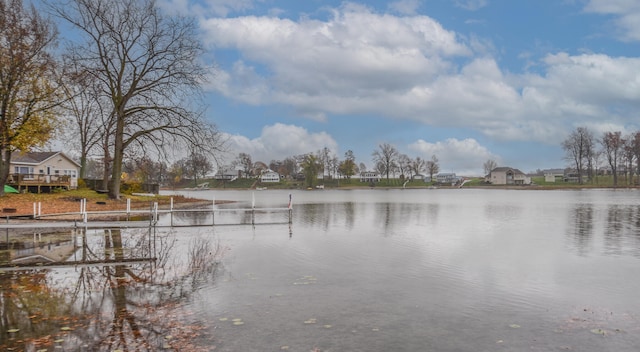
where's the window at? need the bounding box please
[14,166,34,179]
[63,170,77,178]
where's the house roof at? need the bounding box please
[491,167,525,175]
[11,151,81,167]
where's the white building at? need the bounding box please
[260,170,281,183]
[435,173,459,184]
[359,171,380,183]
[8,151,80,189]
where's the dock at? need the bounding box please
[1,195,294,229]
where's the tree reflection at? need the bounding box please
[0,228,222,351]
[567,204,594,256]
[604,205,627,256]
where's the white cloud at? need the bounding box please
[389,0,421,15]
[584,0,640,41]
[408,138,498,175]
[158,0,256,17]
[200,4,640,149]
[200,6,471,108]
[223,123,338,164]
[454,0,489,11]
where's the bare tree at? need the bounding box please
[411,156,426,177]
[0,0,60,195]
[185,152,212,187]
[630,131,640,185]
[483,159,498,176]
[562,127,594,184]
[123,156,166,184]
[52,0,223,199]
[318,147,331,180]
[281,157,298,178]
[622,137,634,185]
[426,155,440,181]
[61,72,107,179]
[601,131,623,186]
[372,143,399,182]
[397,154,411,179]
[236,153,253,177]
[584,134,597,182]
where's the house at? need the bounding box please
[359,171,380,183]
[543,169,564,182]
[489,167,531,185]
[435,173,459,184]
[260,170,281,183]
[8,151,80,191]
[215,168,240,181]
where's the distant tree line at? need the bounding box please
[561,126,640,186]
[212,143,441,188]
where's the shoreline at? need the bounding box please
[175,184,640,191]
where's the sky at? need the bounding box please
[146,0,640,175]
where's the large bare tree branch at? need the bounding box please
[51,0,223,199]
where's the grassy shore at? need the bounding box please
[180,174,636,190]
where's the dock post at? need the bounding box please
[251,192,255,225]
[288,194,293,224]
[81,199,87,223]
[153,202,158,223]
[212,197,215,226]
[170,197,174,227]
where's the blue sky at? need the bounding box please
[151,0,640,175]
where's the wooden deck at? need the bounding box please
[6,173,73,193]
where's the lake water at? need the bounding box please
[2,188,640,351]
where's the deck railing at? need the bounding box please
[7,173,73,192]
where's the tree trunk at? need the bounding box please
[0,149,11,196]
[79,152,87,179]
[109,117,125,199]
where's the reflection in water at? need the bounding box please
[0,228,222,351]
[603,204,640,257]
[4,189,640,351]
[569,204,594,256]
[297,202,440,237]
[566,201,640,258]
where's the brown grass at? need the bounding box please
[0,189,205,217]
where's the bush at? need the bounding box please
[121,182,143,195]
